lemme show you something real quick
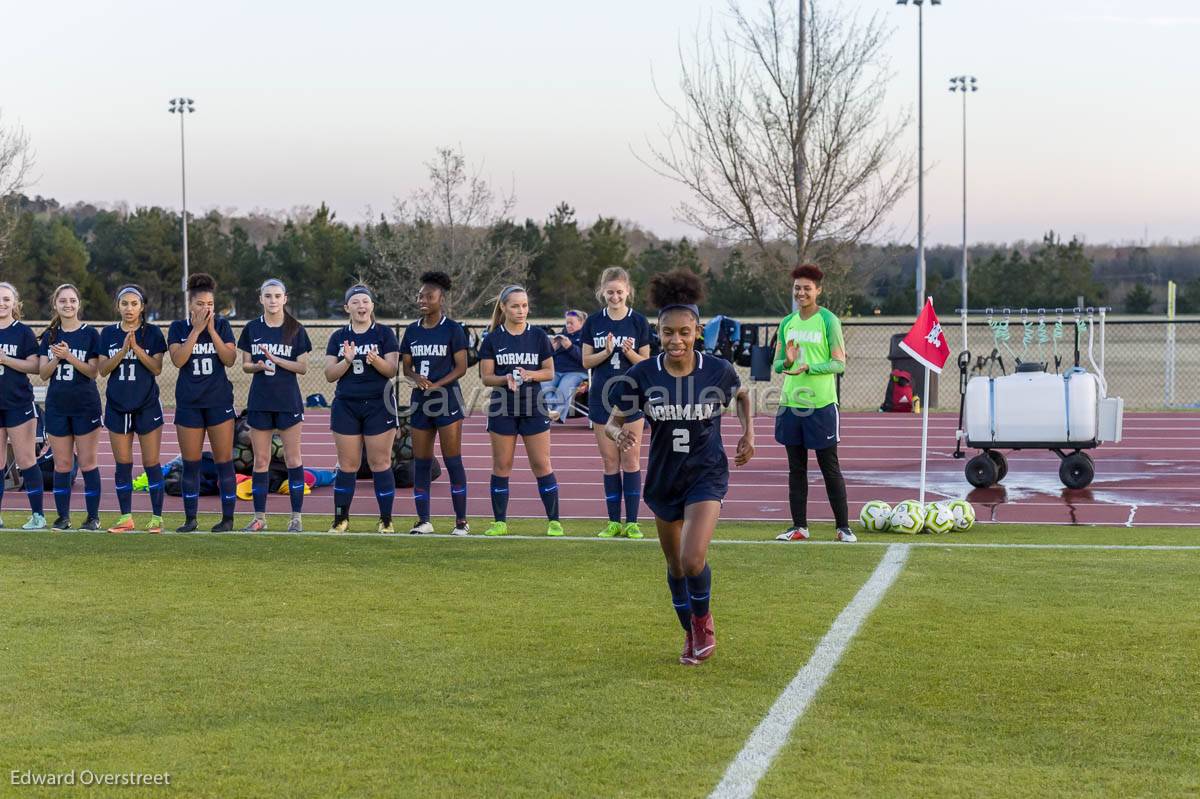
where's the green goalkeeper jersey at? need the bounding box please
[775,307,844,409]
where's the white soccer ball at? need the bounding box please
[889,502,924,535]
[858,501,892,533]
[923,502,956,534]
[947,499,976,532]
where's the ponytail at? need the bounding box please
[0,282,23,321]
[490,285,527,332]
[260,278,301,344]
[44,283,81,346]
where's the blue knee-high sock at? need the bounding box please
[217,461,237,520]
[622,470,641,524]
[413,458,432,522]
[333,469,356,515]
[603,472,621,523]
[537,472,559,521]
[372,469,395,522]
[0,463,5,513]
[445,455,468,523]
[686,564,712,618]
[489,475,509,522]
[252,470,269,515]
[115,462,133,516]
[22,467,43,515]
[287,466,305,515]
[82,468,101,520]
[668,570,692,631]
[53,471,72,519]
[145,464,164,517]
[182,459,201,520]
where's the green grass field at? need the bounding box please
[2,517,1198,798]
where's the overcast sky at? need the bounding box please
[3,0,1198,245]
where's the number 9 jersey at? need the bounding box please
[608,351,741,522]
[168,316,236,410]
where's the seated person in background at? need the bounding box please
[542,309,587,422]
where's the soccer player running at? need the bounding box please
[772,264,855,543]
[581,267,651,539]
[0,282,48,530]
[400,271,470,536]
[37,284,104,531]
[168,273,240,533]
[477,285,562,538]
[606,270,754,666]
[97,285,168,534]
[237,279,312,533]
[324,284,400,534]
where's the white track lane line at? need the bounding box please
[708,544,911,799]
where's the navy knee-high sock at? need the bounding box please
[53,471,72,519]
[668,570,692,631]
[372,469,395,522]
[445,455,468,523]
[182,459,201,520]
[0,463,5,514]
[489,475,509,522]
[114,462,133,516]
[537,472,559,521]
[413,458,432,522]
[82,468,101,520]
[252,470,269,515]
[217,461,237,520]
[287,466,305,515]
[603,473,621,522]
[145,464,164,517]
[686,564,712,618]
[622,470,642,524]
[22,467,43,515]
[333,469,356,516]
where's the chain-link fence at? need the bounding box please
[25,316,1200,413]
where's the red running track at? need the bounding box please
[46,411,1200,528]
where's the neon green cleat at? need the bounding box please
[483,521,509,537]
[623,522,644,540]
[546,520,564,537]
[597,521,622,538]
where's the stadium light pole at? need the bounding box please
[793,0,807,313]
[897,0,941,315]
[168,97,195,314]
[949,75,978,349]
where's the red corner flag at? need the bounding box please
[899,298,950,374]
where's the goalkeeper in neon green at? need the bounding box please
[772,264,854,543]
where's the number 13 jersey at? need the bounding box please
[168,317,236,409]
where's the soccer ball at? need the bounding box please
[889,502,924,534]
[270,433,284,463]
[858,501,892,533]
[923,502,956,534]
[947,499,976,532]
[232,442,254,475]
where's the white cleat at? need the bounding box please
[450,522,470,537]
[409,521,435,535]
[775,527,810,542]
[836,527,858,543]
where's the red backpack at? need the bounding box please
[881,369,914,413]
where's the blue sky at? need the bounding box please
[3,0,1197,245]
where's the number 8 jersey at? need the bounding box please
[168,316,236,409]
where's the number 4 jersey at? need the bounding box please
[168,317,236,409]
[100,324,168,413]
[608,351,741,508]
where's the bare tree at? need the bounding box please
[0,111,35,259]
[364,147,531,317]
[647,0,913,311]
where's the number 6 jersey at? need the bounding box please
[608,351,741,506]
[100,323,168,413]
[168,316,236,409]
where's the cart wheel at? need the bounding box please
[1059,452,1095,489]
[966,453,998,488]
[987,450,1009,482]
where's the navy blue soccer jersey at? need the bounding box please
[325,322,400,401]
[0,321,39,411]
[581,307,651,388]
[168,316,236,409]
[400,316,468,386]
[238,317,313,413]
[609,351,741,506]
[478,323,554,416]
[100,323,167,413]
[39,324,102,417]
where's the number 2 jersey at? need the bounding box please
[100,323,168,413]
[168,317,236,409]
[608,351,741,505]
[38,324,102,417]
[324,322,400,400]
[0,321,39,412]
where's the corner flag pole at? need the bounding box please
[898,296,949,507]
[919,350,931,505]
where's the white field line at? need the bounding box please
[708,545,911,799]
